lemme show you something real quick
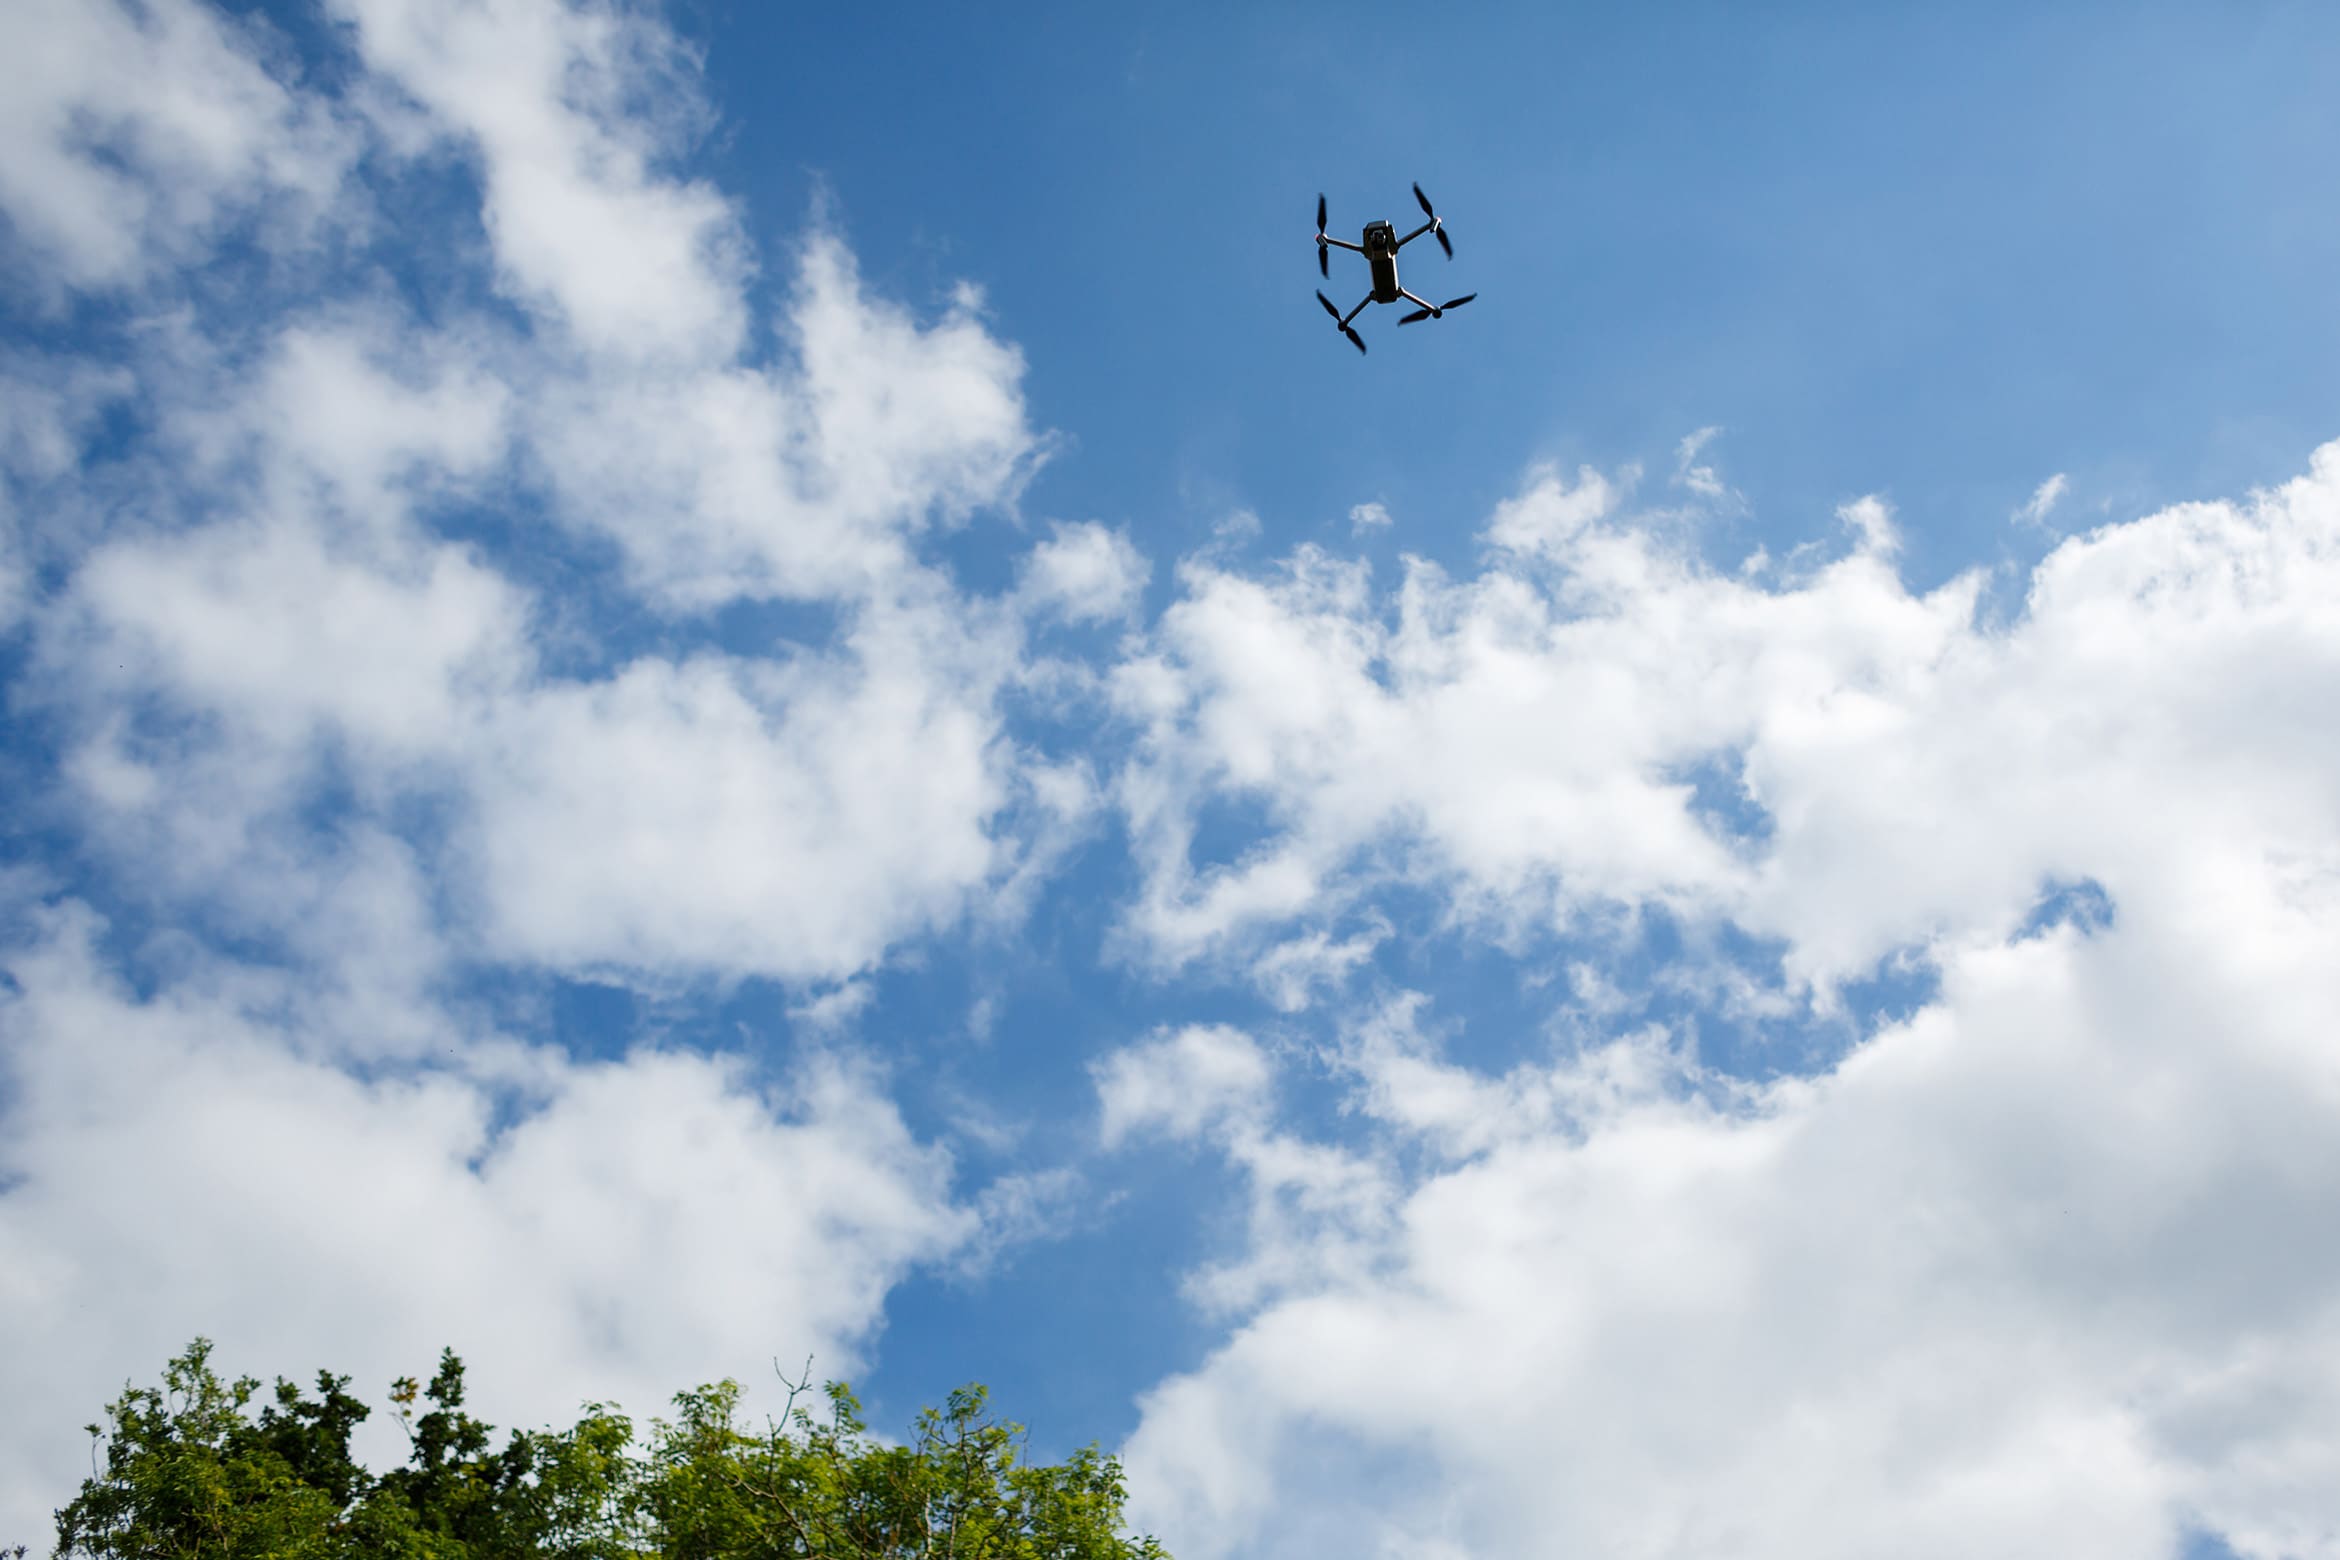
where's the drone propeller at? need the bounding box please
[1397,294,1477,327]
[1316,291,1365,353]
[1316,193,1329,278]
[1414,181,1455,258]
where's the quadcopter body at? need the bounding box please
[1314,183,1477,354]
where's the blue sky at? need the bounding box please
[693,2,2340,578]
[4,3,2339,1557]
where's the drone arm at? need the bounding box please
[1319,235,1365,253]
[1395,219,1438,249]
[1340,293,1373,327]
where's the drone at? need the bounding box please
[1313,182,1477,354]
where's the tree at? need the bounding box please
[53,1340,1170,1560]
[54,1338,339,1559]
[583,1364,1171,1560]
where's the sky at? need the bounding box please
[2,1,2338,1556]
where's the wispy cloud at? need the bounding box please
[1674,424,1731,499]
[2015,471,2071,529]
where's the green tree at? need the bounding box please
[54,1339,338,1559]
[54,1341,1169,1560]
[637,1366,1167,1560]
[364,1349,542,1558]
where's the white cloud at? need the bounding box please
[1210,507,1264,551]
[240,318,514,507]
[1349,500,1393,534]
[307,0,1049,614]
[47,505,1036,985]
[1106,440,2340,1559]
[12,0,1061,990]
[66,504,530,761]
[1111,444,2340,991]
[0,904,975,1549]
[522,232,1043,610]
[327,0,745,361]
[1122,897,2340,1558]
[2017,471,2072,529]
[1484,462,1626,557]
[1250,923,1385,1012]
[14,8,2340,1560]
[0,0,1070,1543]
[1094,1022,1397,1320]
[787,978,876,1035]
[1093,1024,1275,1148]
[1674,425,1729,499]
[1837,491,1900,556]
[0,358,134,485]
[1019,520,1150,622]
[0,0,356,294]
[464,609,1013,979]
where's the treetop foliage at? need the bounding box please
[45,1339,1170,1560]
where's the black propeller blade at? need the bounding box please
[1316,289,1365,353]
[1399,294,1475,327]
[1316,194,1329,277]
[1414,182,1454,258]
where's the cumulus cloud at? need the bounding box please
[1110,446,2340,993]
[1349,500,1393,534]
[1019,520,1150,623]
[1093,1024,1275,1148]
[0,0,356,293]
[1483,461,1627,558]
[0,0,1083,1538]
[463,607,1014,979]
[1120,895,2340,1559]
[0,905,972,1546]
[1104,443,2340,1559]
[327,0,746,360]
[48,504,1036,981]
[13,8,2340,1560]
[1836,491,1900,556]
[11,0,1071,992]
